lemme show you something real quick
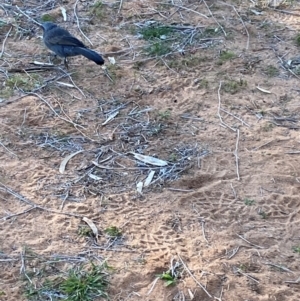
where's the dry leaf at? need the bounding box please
[60,7,67,21]
[144,170,155,187]
[131,152,168,166]
[56,81,75,88]
[33,61,54,66]
[83,217,99,238]
[188,289,194,300]
[256,86,271,94]
[136,181,143,194]
[88,174,102,181]
[108,57,116,65]
[102,111,119,125]
[59,150,83,174]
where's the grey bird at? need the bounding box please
[40,22,104,67]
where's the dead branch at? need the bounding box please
[177,254,212,298]
[0,182,84,219]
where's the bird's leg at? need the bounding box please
[47,52,57,64]
[64,57,69,69]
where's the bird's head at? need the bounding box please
[40,22,58,32]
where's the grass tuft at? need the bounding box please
[262,65,279,77]
[25,263,109,301]
[104,226,122,238]
[295,33,300,46]
[78,225,94,237]
[157,110,171,120]
[140,26,173,40]
[6,74,42,92]
[60,264,109,301]
[145,42,171,56]
[292,246,300,254]
[90,1,104,18]
[222,78,247,94]
[217,51,235,65]
[41,14,56,22]
[244,198,255,206]
[157,271,177,286]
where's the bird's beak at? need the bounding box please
[39,23,45,30]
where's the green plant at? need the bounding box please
[90,1,104,18]
[238,263,247,272]
[259,211,268,219]
[41,14,56,22]
[25,264,110,300]
[0,86,14,98]
[105,64,122,82]
[261,122,274,132]
[148,123,163,136]
[197,78,209,89]
[25,278,62,300]
[295,33,300,46]
[218,51,235,64]
[78,226,93,237]
[104,226,122,237]
[263,65,279,77]
[157,110,171,120]
[140,26,173,40]
[169,56,208,70]
[60,264,109,301]
[22,247,110,301]
[201,27,220,38]
[222,79,247,94]
[133,61,146,70]
[292,246,300,254]
[168,153,178,162]
[6,74,41,92]
[145,42,171,56]
[244,198,255,206]
[157,271,176,286]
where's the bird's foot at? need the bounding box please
[64,58,69,69]
[47,53,62,65]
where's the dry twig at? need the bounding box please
[30,92,85,129]
[217,82,236,132]
[284,277,300,284]
[218,1,249,49]
[214,286,224,301]
[236,268,259,283]
[177,254,212,298]
[1,206,36,221]
[167,2,208,19]
[0,25,12,58]
[228,246,240,259]
[203,0,226,36]
[201,220,209,244]
[0,182,84,219]
[230,183,237,199]
[147,277,160,296]
[237,234,264,249]
[234,129,240,181]
[15,6,41,26]
[74,0,93,46]
[118,0,124,14]
[0,140,17,157]
[220,108,250,127]
[264,262,295,274]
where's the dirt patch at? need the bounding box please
[1,0,300,300]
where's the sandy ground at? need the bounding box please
[1,0,300,300]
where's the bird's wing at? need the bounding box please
[48,35,86,48]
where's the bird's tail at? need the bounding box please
[76,47,105,65]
